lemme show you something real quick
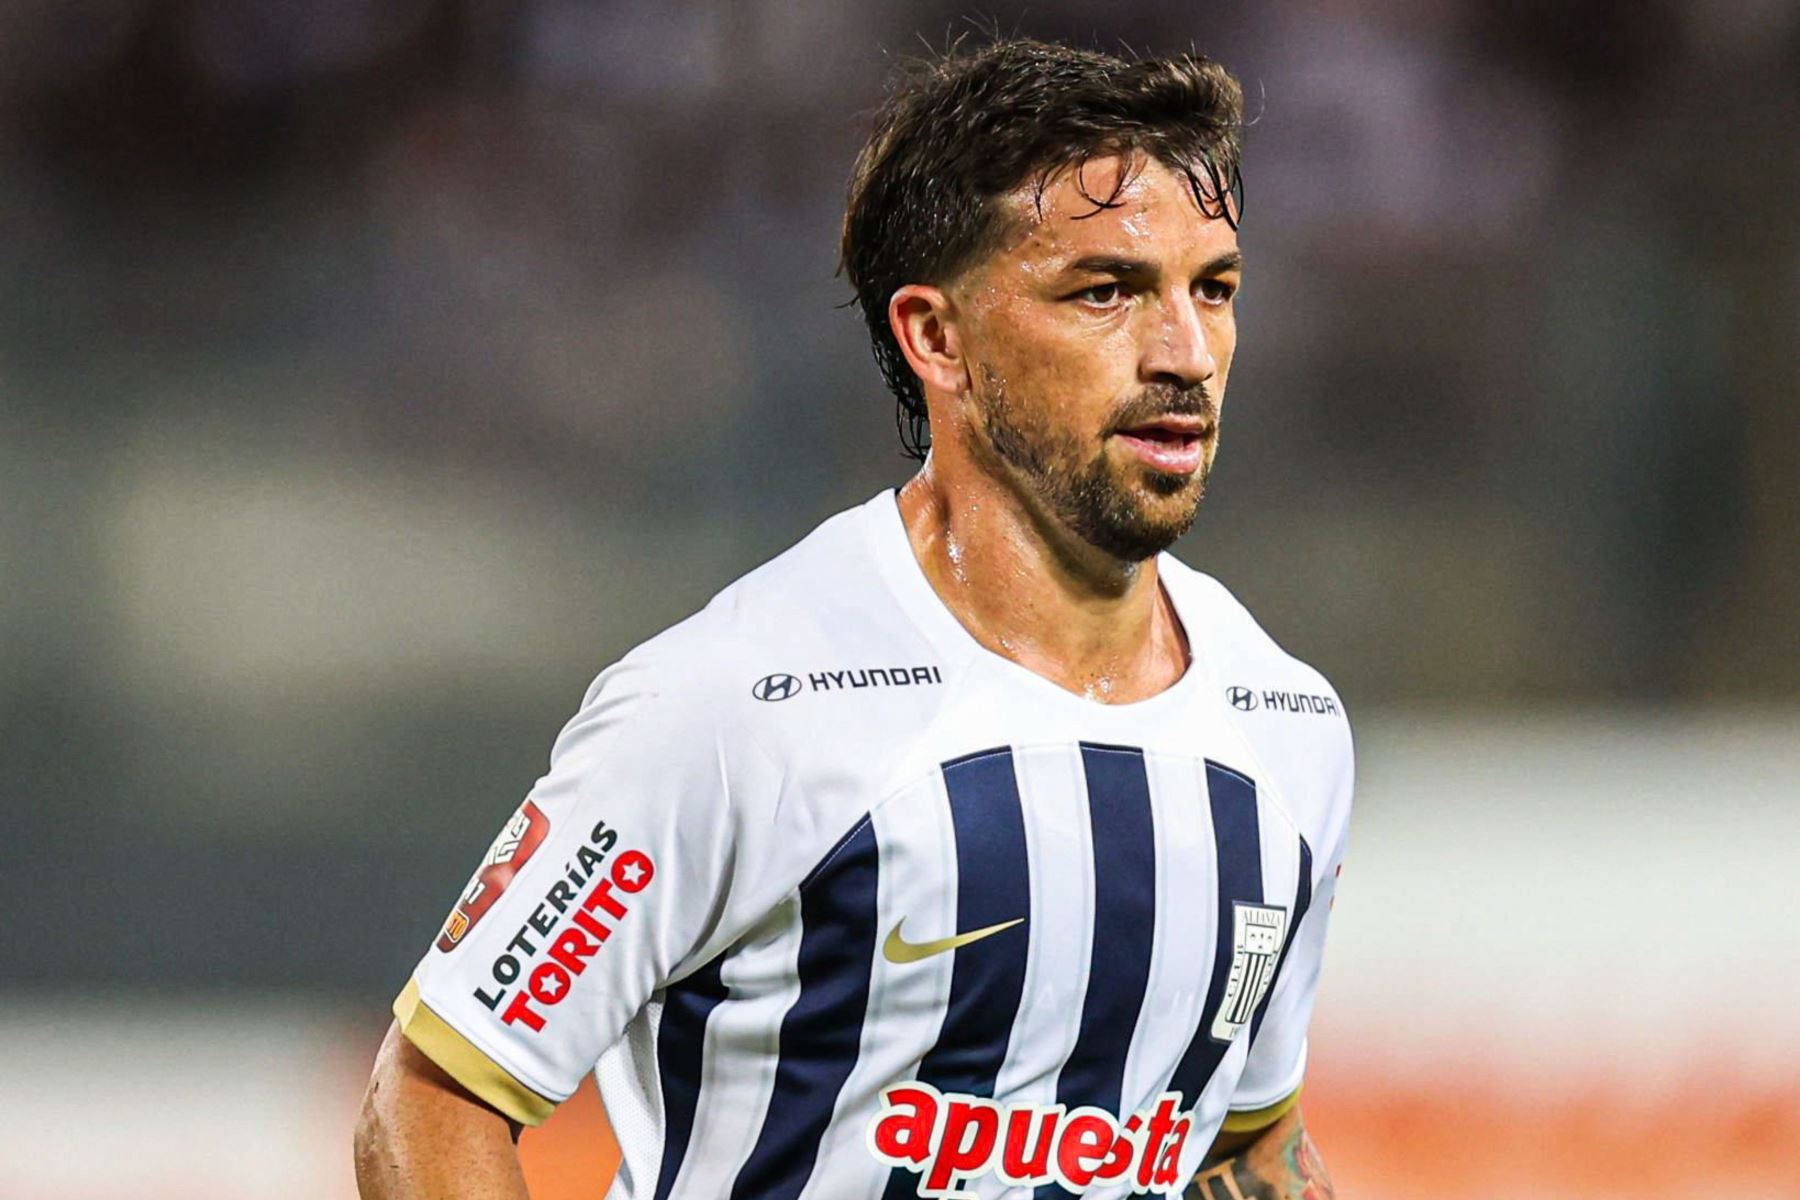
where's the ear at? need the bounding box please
[888,284,967,399]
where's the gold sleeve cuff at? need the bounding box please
[1218,1084,1302,1133]
[393,978,559,1127]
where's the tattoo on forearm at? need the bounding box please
[1185,1122,1334,1200]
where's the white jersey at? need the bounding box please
[396,491,1354,1200]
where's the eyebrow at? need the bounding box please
[1065,250,1244,279]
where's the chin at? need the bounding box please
[1139,468,1202,501]
[1125,455,1207,509]
[1073,481,1204,562]
[1135,475,1209,536]
[1023,438,1210,561]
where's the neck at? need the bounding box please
[896,457,1189,704]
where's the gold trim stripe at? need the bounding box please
[393,978,559,1127]
[1218,1084,1302,1133]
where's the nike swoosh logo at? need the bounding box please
[882,916,1025,964]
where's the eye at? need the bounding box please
[1073,282,1128,307]
[1198,278,1237,306]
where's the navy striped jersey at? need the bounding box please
[397,491,1354,1199]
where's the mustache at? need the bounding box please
[1104,384,1218,434]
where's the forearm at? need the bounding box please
[1187,1106,1334,1200]
[354,1023,532,1200]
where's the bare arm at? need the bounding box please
[353,1020,532,1200]
[1188,1106,1335,1200]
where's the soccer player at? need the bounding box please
[356,38,1351,1200]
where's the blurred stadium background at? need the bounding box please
[2,0,1796,1196]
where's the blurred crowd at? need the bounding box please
[1,0,1795,996]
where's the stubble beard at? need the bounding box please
[976,365,1214,563]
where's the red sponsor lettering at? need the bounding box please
[571,906,611,943]
[868,1082,1196,1197]
[923,1099,1000,1193]
[500,989,545,1032]
[871,1086,936,1165]
[1151,1116,1191,1189]
[528,961,571,1005]
[497,848,655,1032]
[612,849,654,893]
[1055,1112,1113,1188]
[548,926,601,976]
[1097,1113,1143,1181]
[584,880,628,920]
[1000,1107,1058,1180]
[1138,1096,1183,1189]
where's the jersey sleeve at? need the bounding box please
[1224,723,1354,1130]
[394,650,738,1125]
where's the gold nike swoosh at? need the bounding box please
[882,916,1025,965]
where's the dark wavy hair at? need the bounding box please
[840,38,1247,461]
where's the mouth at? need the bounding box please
[1111,416,1216,475]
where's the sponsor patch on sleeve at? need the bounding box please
[437,800,552,952]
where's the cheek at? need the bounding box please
[1020,336,1124,391]
[980,312,1124,407]
[1012,342,1134,434]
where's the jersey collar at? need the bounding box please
[860,489,1211,711]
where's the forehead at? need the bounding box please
[991,154,1238,270]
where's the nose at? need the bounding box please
[1139,290,1216,389]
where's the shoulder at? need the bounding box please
[1162,556,1355,854]
[613,497,928,696]
[539,499,946,949]
[1163,558,1347,716]
[559,496,941,787]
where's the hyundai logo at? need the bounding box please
[1226,686,1258,711]
[752,673,802,702]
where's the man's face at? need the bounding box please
[948,154,1242,562]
